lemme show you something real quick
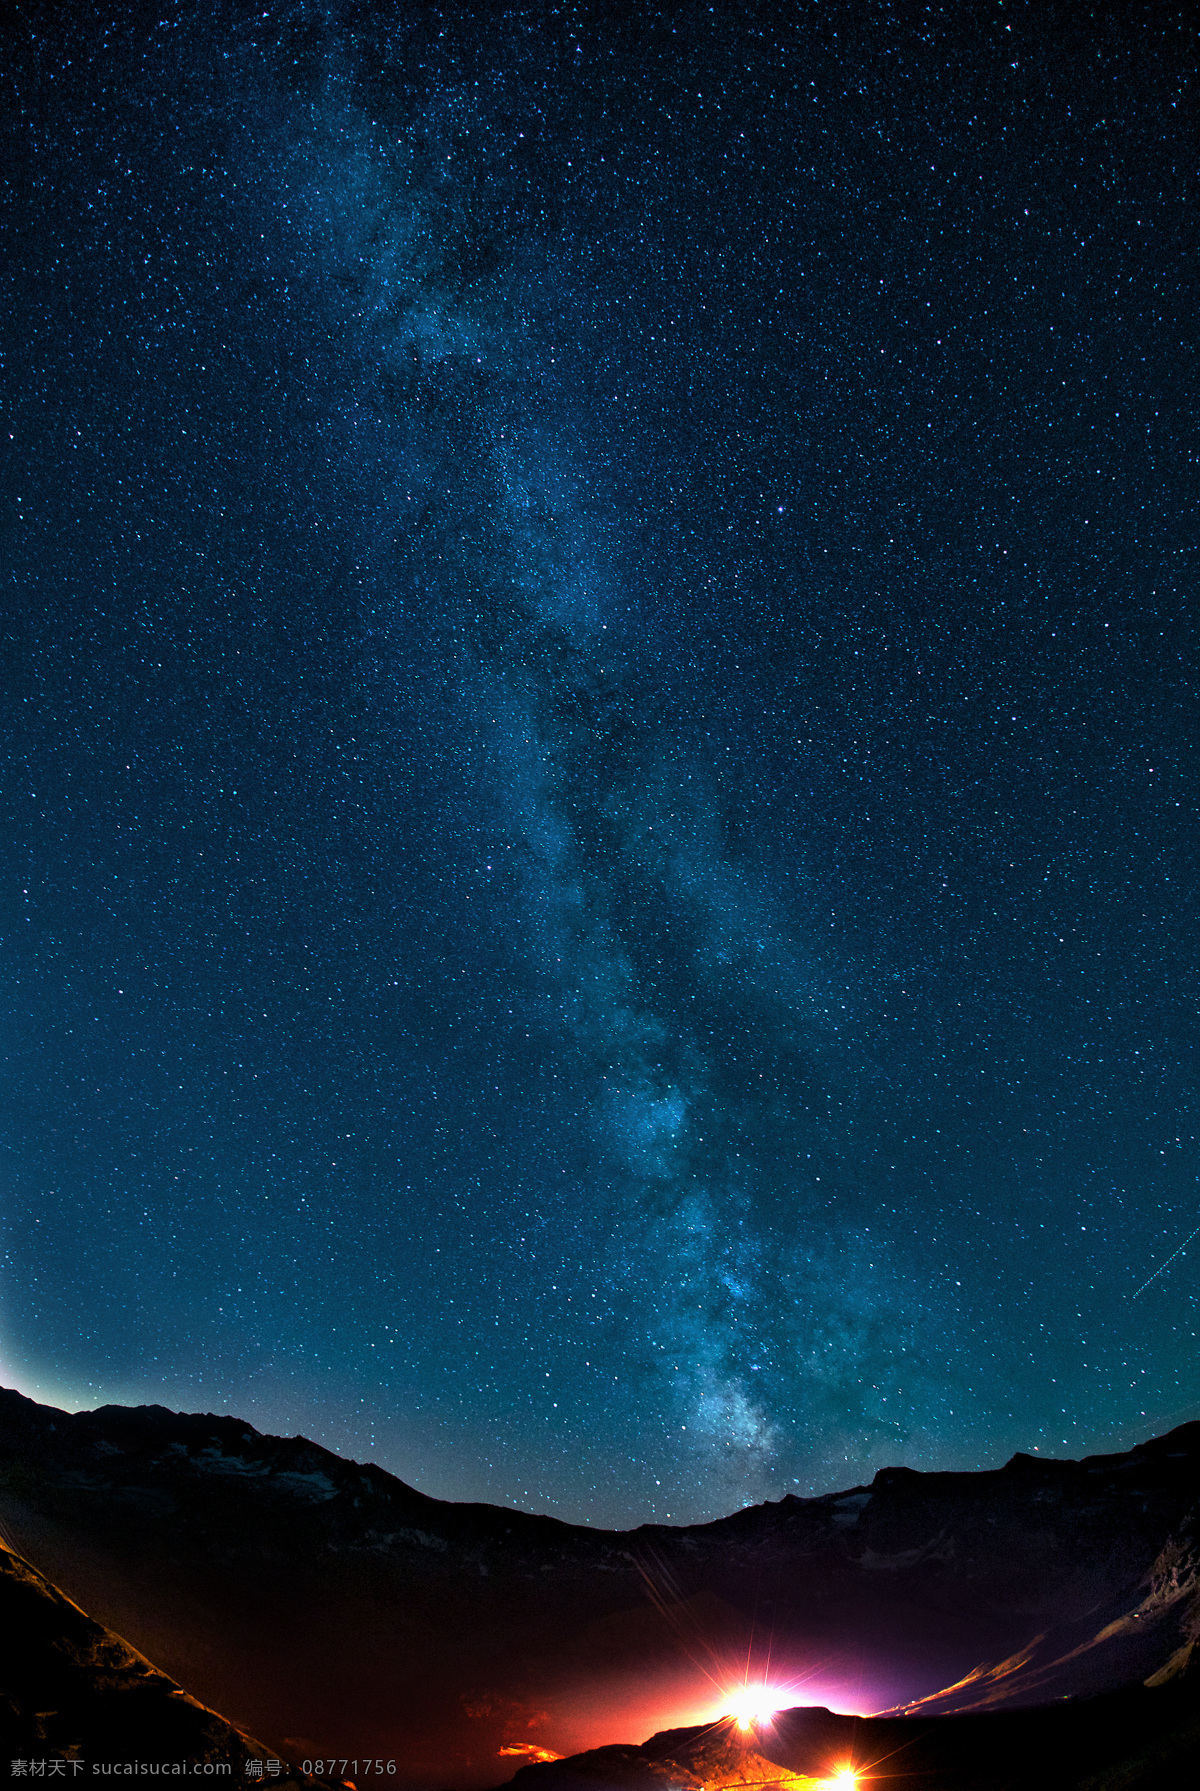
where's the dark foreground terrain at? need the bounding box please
[1,1387,1198,1786]
[3,1529,1197,1789]
[485,1682,1200,1791]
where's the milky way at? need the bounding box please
[2,3,1197,1524]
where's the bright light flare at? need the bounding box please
[815,1769,858,1790]
[726,1685,782,1731]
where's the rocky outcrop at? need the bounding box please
[0,1532,318,1775]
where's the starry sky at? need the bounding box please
[1,0,1198,1527]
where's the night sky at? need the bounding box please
[2,1,1198,1528]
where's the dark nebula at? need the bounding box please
[1,2,1197,1526]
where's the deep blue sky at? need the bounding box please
[1,0,1198,1526]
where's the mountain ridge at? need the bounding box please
[2,1387,1199,1787]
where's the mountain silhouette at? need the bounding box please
[1,1388,1198,1787]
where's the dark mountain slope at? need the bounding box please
[0,1531,316,1772]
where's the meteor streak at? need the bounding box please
[1131,1220,1200,1299]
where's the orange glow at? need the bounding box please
[726,1685,782,1730]
[814,1770,858,1790]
